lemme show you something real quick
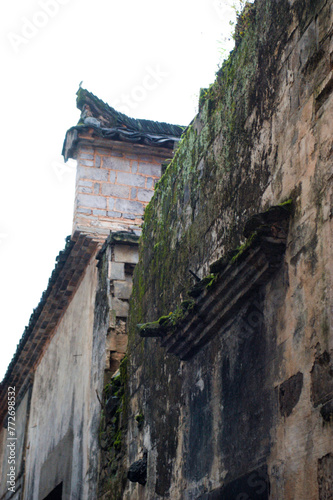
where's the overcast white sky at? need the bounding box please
[0,0,243,380]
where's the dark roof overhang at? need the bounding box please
[0,233,99,427]
[62,88,184,161]
[62,124,181,162]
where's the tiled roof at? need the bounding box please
[0,234,99,426]
[76,88,184,137]
[62,88,184,160]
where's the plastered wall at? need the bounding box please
[22,255,100,500]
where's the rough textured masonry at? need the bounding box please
[64,87,182,240]
[73,141,166,237]
[0,87,181,499]
[0,0,333,498]
[117,0,333,498]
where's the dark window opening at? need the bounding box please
[43,482,63,500]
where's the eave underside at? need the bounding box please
[0,233,99,426]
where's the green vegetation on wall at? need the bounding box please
[129,0,293,336]
[98,356,128,499]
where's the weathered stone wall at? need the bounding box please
[93,233,139,499]
[104,237,139,377]
[22,254,100,500]
[125,0,333,498]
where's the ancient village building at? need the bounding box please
[1,0,333,498]
[0,89,182,499]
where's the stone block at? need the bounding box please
[123,213,136,220]
[77,208,92,215]
[106,332,116,351]
[108,198,115,210]
[111,298,129,318]
[146,177,154,189]
[131,188,137,199]
[138,163,161,177]
[103,157,131,171]
[132,161,138,173]
[93,209,107,216]
[79,153,94,160]
[107,210,121,218]
[77,194,107,209]
[115,334,128,354]
[79,159,94,167]
[94,183,100,194]
[95,155,101,168]
[109,171,116,183]
[114,280,133,299]
[102,184,130,198]
[108,309,116,329]
[115,199,144,215]
[114,244,139,264]
[107,331,128,353]
[137,189,154,202]
[77,166,108,182]
[79,187,92,193]
[109,262,125,280]
[117,172,146,187]
[78,180,93,187]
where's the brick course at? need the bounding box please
[73,141,169,237]
[117,172,146,187]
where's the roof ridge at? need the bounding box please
[76,87,185,137]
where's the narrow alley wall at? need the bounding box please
[23,256,100,500]
[123,0,333,498]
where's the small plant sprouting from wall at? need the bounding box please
[217,0,256,66]
[98,356,128,500]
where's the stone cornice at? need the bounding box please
[137,204,292,360]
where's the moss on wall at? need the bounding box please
[125,0,330,497]
[98,357,128,500]
[129,0,293,331]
